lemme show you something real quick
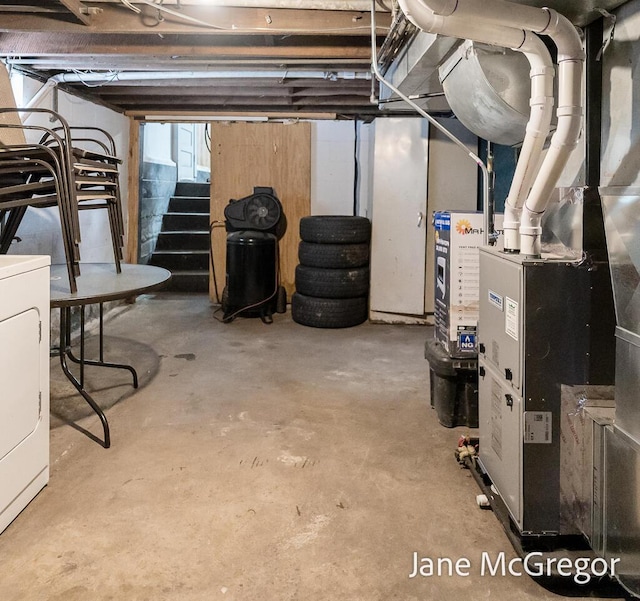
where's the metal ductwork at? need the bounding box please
[398,0,583,257]
[438,40,531,147]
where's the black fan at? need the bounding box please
[224,186,285,237]
[245,193,281,229]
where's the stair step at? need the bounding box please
[168,196,210,214]
[149,250,209,271]
[164,270,210,292]
[162,212,210,231]
[155,231,210,251]
[175,181,210,197]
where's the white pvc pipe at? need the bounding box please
[24,79,57,110]
[399,0,555,251]
[399,0,527,48]
[502,33,554,252]
[22,68,369,124]
[520,59,583,256]
[53,70,371,83]
[400,0,584,256]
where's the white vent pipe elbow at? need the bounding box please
[399,0,555,252]
[520,59,583,256]
[401,0,584,256]
[399,0,527,48]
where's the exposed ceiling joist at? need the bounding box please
[0,4,390,35]
[0,32,376,61]
[0,2,392,117]
[58,0,91,24]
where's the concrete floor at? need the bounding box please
[0,293,625,601]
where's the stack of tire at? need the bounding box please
[292,215,371,328]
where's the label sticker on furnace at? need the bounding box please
[524,411,552,444]
[505,297,519,341]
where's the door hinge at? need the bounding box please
[38,391,42,418]
[39,320,42,343]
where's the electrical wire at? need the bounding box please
[70,69,121,88]
[204,122,211,153]
[121,0,141,13]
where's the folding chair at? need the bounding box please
[0,69,124,291]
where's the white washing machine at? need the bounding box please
[0,255,50,534]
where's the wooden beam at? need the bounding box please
[58,0,91,25]
[0,5,391,35]
[126,116,140,264]
[114,95,372,105]
[91,84,371,97]
[0,32,375,60]
[67,77,372,89]
[128,111,338,120]
[118,103,378,114]
[5,57,369,70]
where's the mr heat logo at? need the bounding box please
[455,219,482,235]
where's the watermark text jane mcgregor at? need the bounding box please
[409,551,619,585]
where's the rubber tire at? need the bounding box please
[298,241,369,269]
[295,265,369,299]
[299,216,371,244]
[291,293,368,328]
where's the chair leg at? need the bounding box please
[0,206,27,253]
[107,200,122,273]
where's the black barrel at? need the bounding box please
[225,230,277,318]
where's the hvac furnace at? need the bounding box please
[477,247,593,535]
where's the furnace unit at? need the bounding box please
[477,247,594,535]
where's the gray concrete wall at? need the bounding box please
[139,160,177,264]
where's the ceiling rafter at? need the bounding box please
[0,3,392,116]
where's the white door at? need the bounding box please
[370,118,429,321]
[174,123,197,182]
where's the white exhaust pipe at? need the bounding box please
[399,0,555,252]
[503,35,554,253]
[399,0,584,256]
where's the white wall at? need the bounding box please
[309,120,374,218]
[357,122,375,220]
[7,74,129,266]
[143,123,174,166]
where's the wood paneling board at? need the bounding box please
[126,117,140,264]
[209,121,311,301]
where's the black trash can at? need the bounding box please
[424,337,478,428]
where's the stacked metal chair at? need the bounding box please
[0,105,124,293]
